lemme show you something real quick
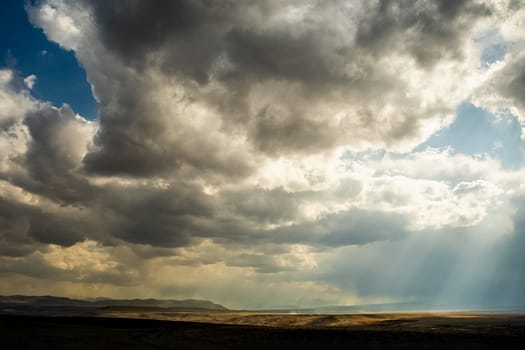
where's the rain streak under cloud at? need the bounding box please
[1,0,525,310]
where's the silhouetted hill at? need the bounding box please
[0,295,227,310]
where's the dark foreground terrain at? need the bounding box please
[1,313,525,350]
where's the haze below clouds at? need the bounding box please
[1,0,525,310]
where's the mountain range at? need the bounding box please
[0,295,227,310]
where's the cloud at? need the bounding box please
[0,195,42,257]
[475,51,525,135]
[26,0,496,178]
[0,0,523,308]
[471,0,525,136]
[19,104,96,204]
[0,240,139,287]
[23,75,36,90]
[0,70,35,129]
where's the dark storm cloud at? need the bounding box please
[83,0,237,84]
[248,105,336,155]
[225,253,292,274]
[0,195,89,255]
[222,187,301,225]
[0,197,40,257]
[0,254,70,280]
[81,70,255,178]
[475,49,525,134]
[59,0,492,175]
[356,0,491,65]
[18,104,96,204]
[82,80,179,176]
[266,209,407,247]
[209,208,408,249]
[495,55,525,107]
[96,183,217,247]
[85,0,487,82]
[102,187,386,250]
[74,0,252,175]
[1,178,218,254]
[27,212,89,247]
[222,26,351,86]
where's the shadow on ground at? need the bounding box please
[1,314,524,349]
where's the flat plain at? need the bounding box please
[1,309,525,349]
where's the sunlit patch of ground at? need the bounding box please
[98,308,525,336]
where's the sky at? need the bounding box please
[0,0,525,310]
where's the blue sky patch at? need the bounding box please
[416,102,524,169]
[475,28,506,67]
[0,0,97,119]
